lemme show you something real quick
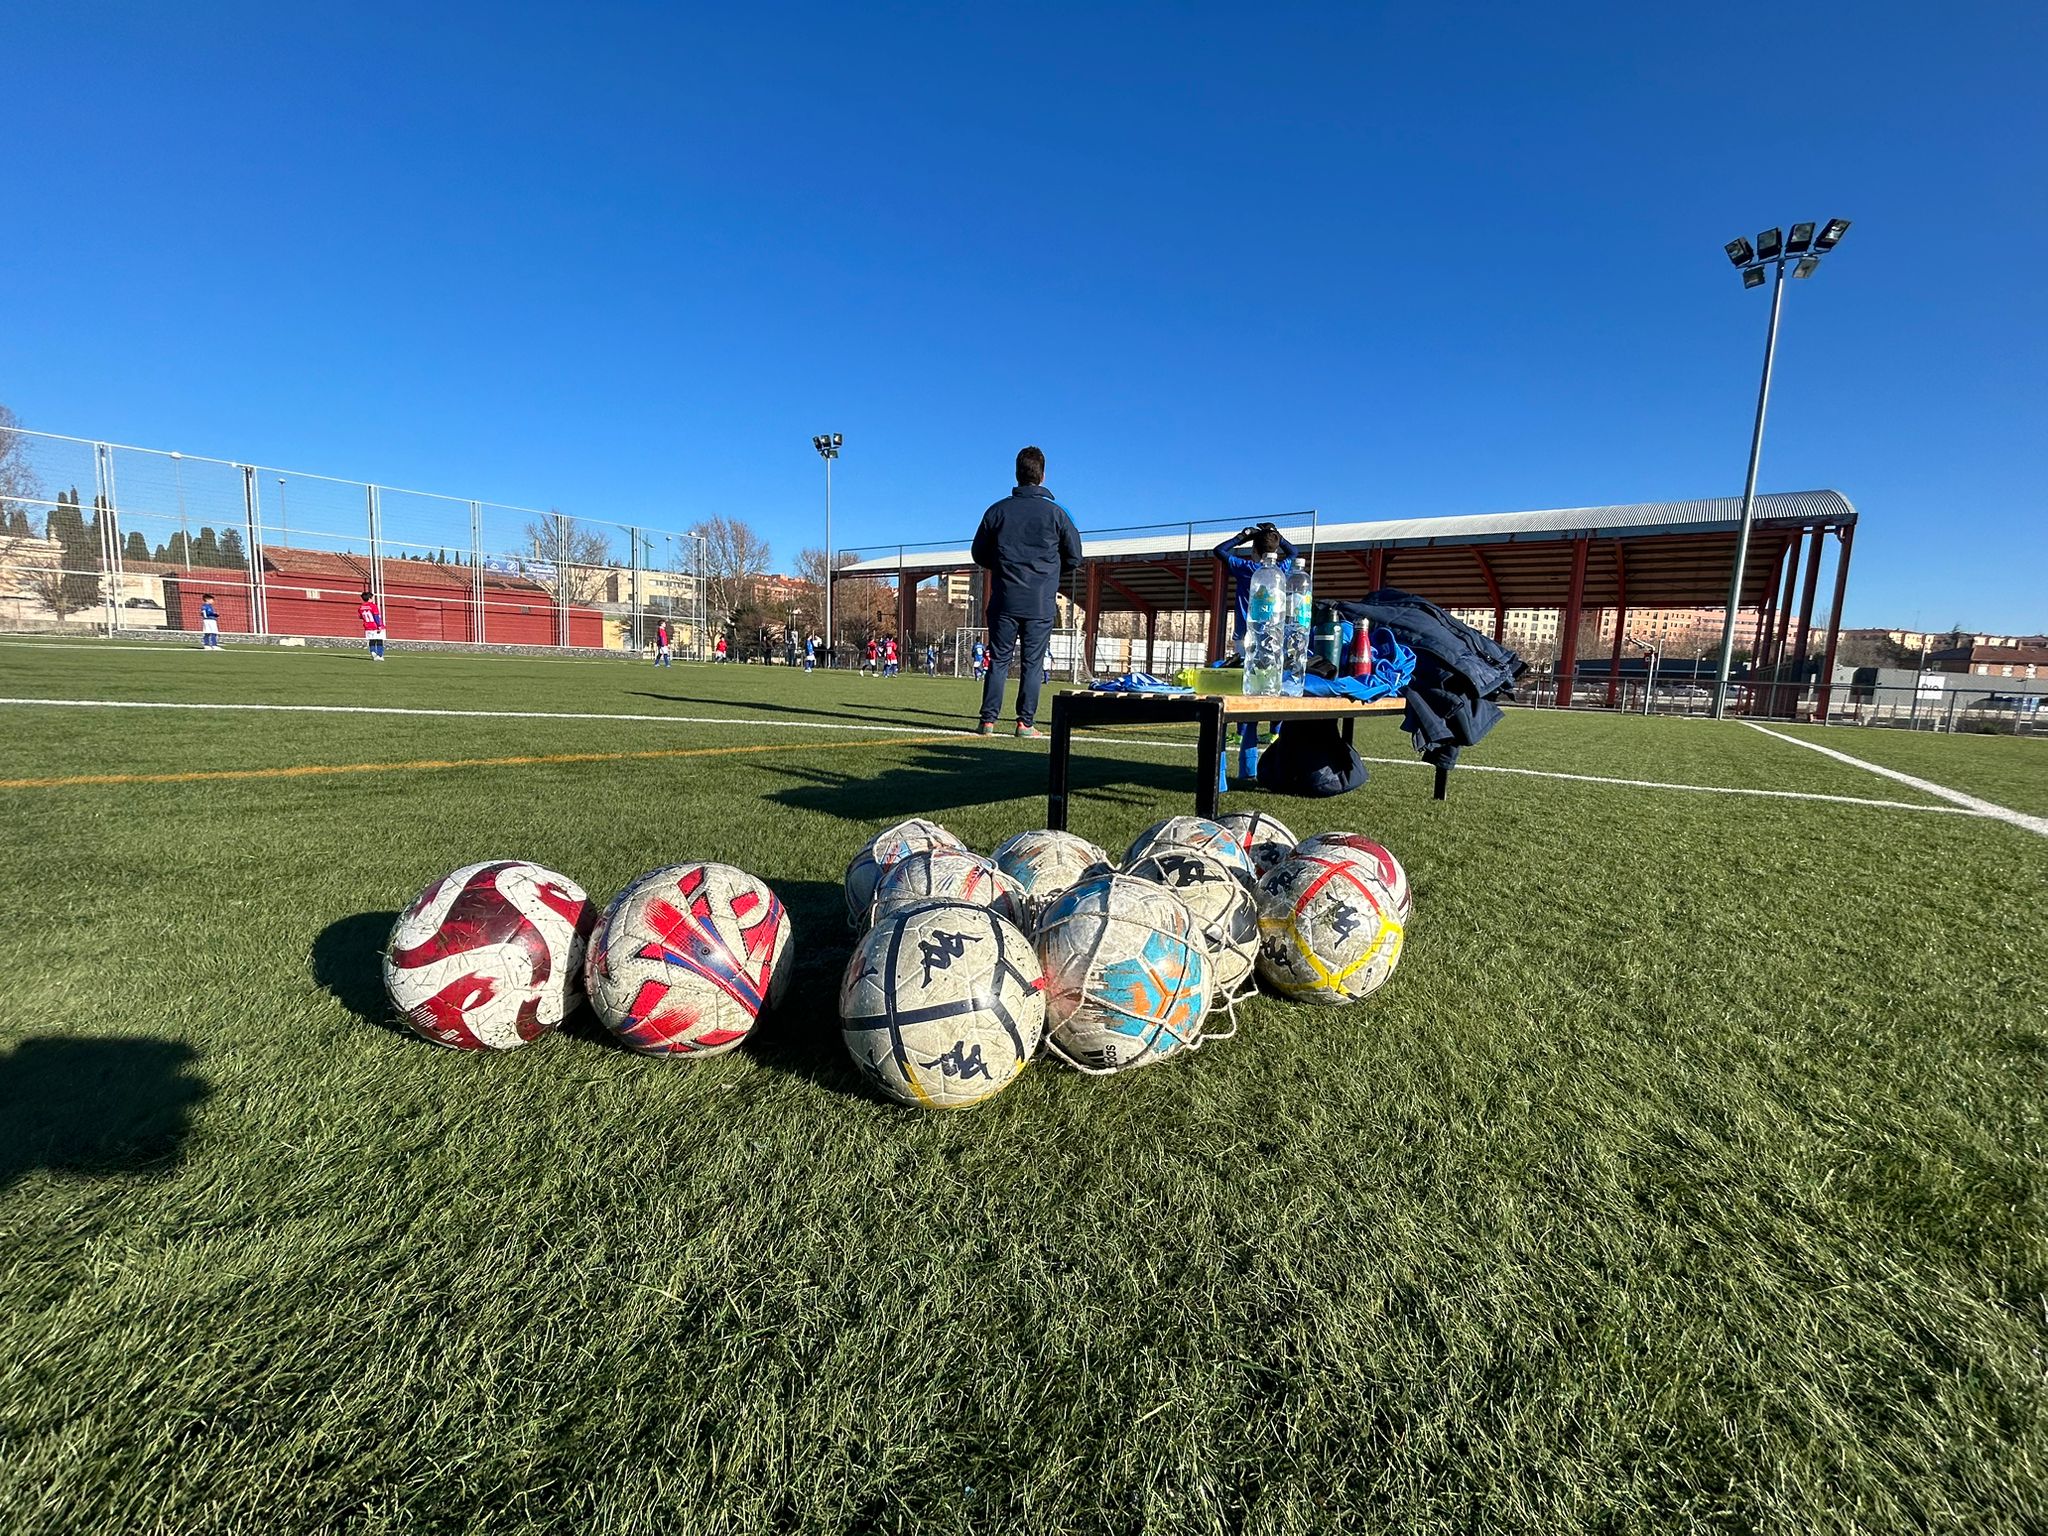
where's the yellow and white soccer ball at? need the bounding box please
[869,846,1027,930]
[840,902,1046,1108]
[585,862,794,1056]
[989,828,1111,931]
[843,818,966,926]
[1035,872,1211,1072]
[1291,832,1413,922]
[1124,846,1260,998]
[1122,815,1255,884]
[1215,810,1300,878]
[1253,852,1405,1005]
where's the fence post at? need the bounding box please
[94,442,122,634]
[241,464,269,635]
[365,485,384,621]
[469,501,484,644]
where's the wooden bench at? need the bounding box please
[1046,690,1424,832]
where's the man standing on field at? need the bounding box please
[971,446,1081,738]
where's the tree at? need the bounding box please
[689,515,771,629]
[519,510,614,603]
[0,405,40,533]
[124,531,150,563]
[163,530,191,567]
[796,545,891,646]
[218,528,248,569]
[192,527,221,565]
[45,489,99,616]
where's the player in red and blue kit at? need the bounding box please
[359,590,387,660]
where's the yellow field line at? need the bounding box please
[0,734,966,791]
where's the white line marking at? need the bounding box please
[1080,735,1983,817]
[0,697,964,736]
[1742,722,2048,837]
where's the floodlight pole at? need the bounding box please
[813,433,841,663]
[1711,258,1786,720]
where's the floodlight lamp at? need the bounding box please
[831,433,843,447]
[1786,221,1815,254]
[1742,266,1766,289]
[1756,227,1783,261]
[1794,256,1820,279]
[1724,237,1755,266]
[1814,218,1849,250]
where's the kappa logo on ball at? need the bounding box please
[918,926,980,984]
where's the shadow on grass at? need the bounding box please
[0,1037,210,1194]
[742,878,876,1099]
[762,740,1195,825]
[311,910,409,1038]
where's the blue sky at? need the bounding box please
[4,1,2042,629]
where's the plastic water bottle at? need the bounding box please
[1244,553,1285,695]
[1281,568,1311,696]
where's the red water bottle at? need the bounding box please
[1346,623,1372,679]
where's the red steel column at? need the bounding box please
[1769,531,1802,697]
[897,573,916,649]
[1556,537,1589,707]
[1473,548,1505,642]
[1605,544,1629,707]
[1813,523,1856,721]
[1367,547,1388,591]
[1786,526,1826,717]
[1083,560,1104,673]
[1145,608,1158,674]
[1209,556,1230,660]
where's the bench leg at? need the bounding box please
[1196,702,1223,820]
[1048,697,1074,830]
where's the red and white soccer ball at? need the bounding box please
[1291,832,1413,922]
[383,860,597,1050]
[585,862,794,1057]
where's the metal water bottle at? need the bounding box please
[1346,621,1372,679]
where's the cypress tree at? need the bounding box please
[124,531,150,563]
[193,526,221,565]
[219,528,247,569]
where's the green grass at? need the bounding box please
[0,639,2043,1534]
[1765,717,2048,818]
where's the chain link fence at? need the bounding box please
[0,429,718,656]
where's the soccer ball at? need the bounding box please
[586,862,793,1056]
[1035,873,1210,1071]
[1122,815,1255,884]
[1215,810,1300,878]
[1291,832,1413,922]
[869,846,1027,929]
[840,902,1046,1109]
[1254,853,1405,1005]
[989,828,1111,930]
[383,860,596,1050]
[1124,846,1259,999]
[844,818,966,926]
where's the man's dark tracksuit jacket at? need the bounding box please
[972,485,1083,623]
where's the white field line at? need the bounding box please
[0,697,965,736]
[1081,734,1984,818]
[1742,722,2048,838]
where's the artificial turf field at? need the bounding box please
[0,638,2042,1535]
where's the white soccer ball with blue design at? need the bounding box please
[840,902,1046,1109]
[869,846,1027,930]
[1122,815,1255,885]
[1215,810,1299,878]
[990,829,1111,931]
[844,818,967,926]
[1034,873,1211,1072]
[1124,846,1259,998]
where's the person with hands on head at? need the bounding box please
[1212,522,1297,662]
